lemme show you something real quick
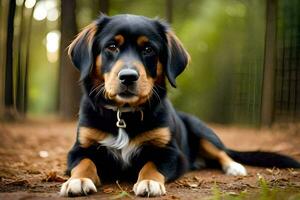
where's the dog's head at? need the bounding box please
[69,14,189,108]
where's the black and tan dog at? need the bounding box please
[60,14,300,197]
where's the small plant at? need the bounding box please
[209,174,300,200]
[211,182,222,200]
[110,181,133,200]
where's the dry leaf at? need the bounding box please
[43,171,66,182]
[103,187,114,194]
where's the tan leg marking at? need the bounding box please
[200,139,247,176]
[137,162,165,183]
[70,159,100,185]
[200,139,233,166]
[133,162,166,197]
[60,158,100,196]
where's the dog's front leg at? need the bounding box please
[133,161,166,197]
[60,158,100,196]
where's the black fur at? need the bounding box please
[66,14,300,185]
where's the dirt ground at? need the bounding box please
[0,120,300,200]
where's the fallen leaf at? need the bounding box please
[103,187,114,194]
[42,171,66,182]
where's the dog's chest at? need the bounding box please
[98,128,141,166]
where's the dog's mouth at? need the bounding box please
[114,87,141,104]
[118,90,137,98]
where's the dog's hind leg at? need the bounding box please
[177,111,247,176]
[200,139,247,176]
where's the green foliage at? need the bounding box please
[211,182,222,200]
[27,11,59,115]
[169,0,265,124]
[209,176,300,200]
[25,0,267,124]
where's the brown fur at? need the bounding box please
[132,127,171,148]
[79,127,107,148]
[114,34,125,46]
[136,161,165,184]
[91,55,104,88]
[131,61,154,106]
[68,22,98,57]
[155,61,164,85]
[103,58,154,106]
[103,60,125,102]
[200,139,233,167]
[137,36,149,46]
[79,126,171,149]
[70,158,100,186]
[166,32,191,63]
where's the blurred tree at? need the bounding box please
[99,0,109,14]
[16,3,25,116]
[165,0,173,23]
[92,0,109,19]
[261,0,277,126]
[0,1,8,118]
[59,0,80,119]
[3,0,16,120]
[16,2,34,117]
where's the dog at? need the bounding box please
[60,14,300,197]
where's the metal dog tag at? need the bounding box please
[116,110,126,128]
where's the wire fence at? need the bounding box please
[275,0,300,122]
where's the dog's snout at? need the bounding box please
[118,69,139,85]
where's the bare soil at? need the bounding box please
[0,120,300,200]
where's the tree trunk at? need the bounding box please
[16,3,26,117]
[99,0,109,14]
[261,0,277,126]
[59,0,80,120]
[3,0,16,120]
[24,5,35,115]
[0,1,8,118]
[165,0,173,23]
[92,0,109,17]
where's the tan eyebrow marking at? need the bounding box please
[137,36,149,46]
[114,34,125,46]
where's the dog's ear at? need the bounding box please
[165,31,190,87]
[68,15,109,80]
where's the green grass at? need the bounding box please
[210,177,300,200]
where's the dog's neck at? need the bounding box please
[103,105,142,113]
[103,105,144,129]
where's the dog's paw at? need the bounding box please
[133,180,166,197]
[60,178,97,197]
[223,161,247,176]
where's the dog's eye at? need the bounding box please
[142,46,154,56]
[106,44,119,53]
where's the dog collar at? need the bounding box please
[115,108,144,129]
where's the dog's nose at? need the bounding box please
[118,69,139,85]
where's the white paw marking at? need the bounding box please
[60,178,97,197]
[133,180,166,197]
[223,161,247,176]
